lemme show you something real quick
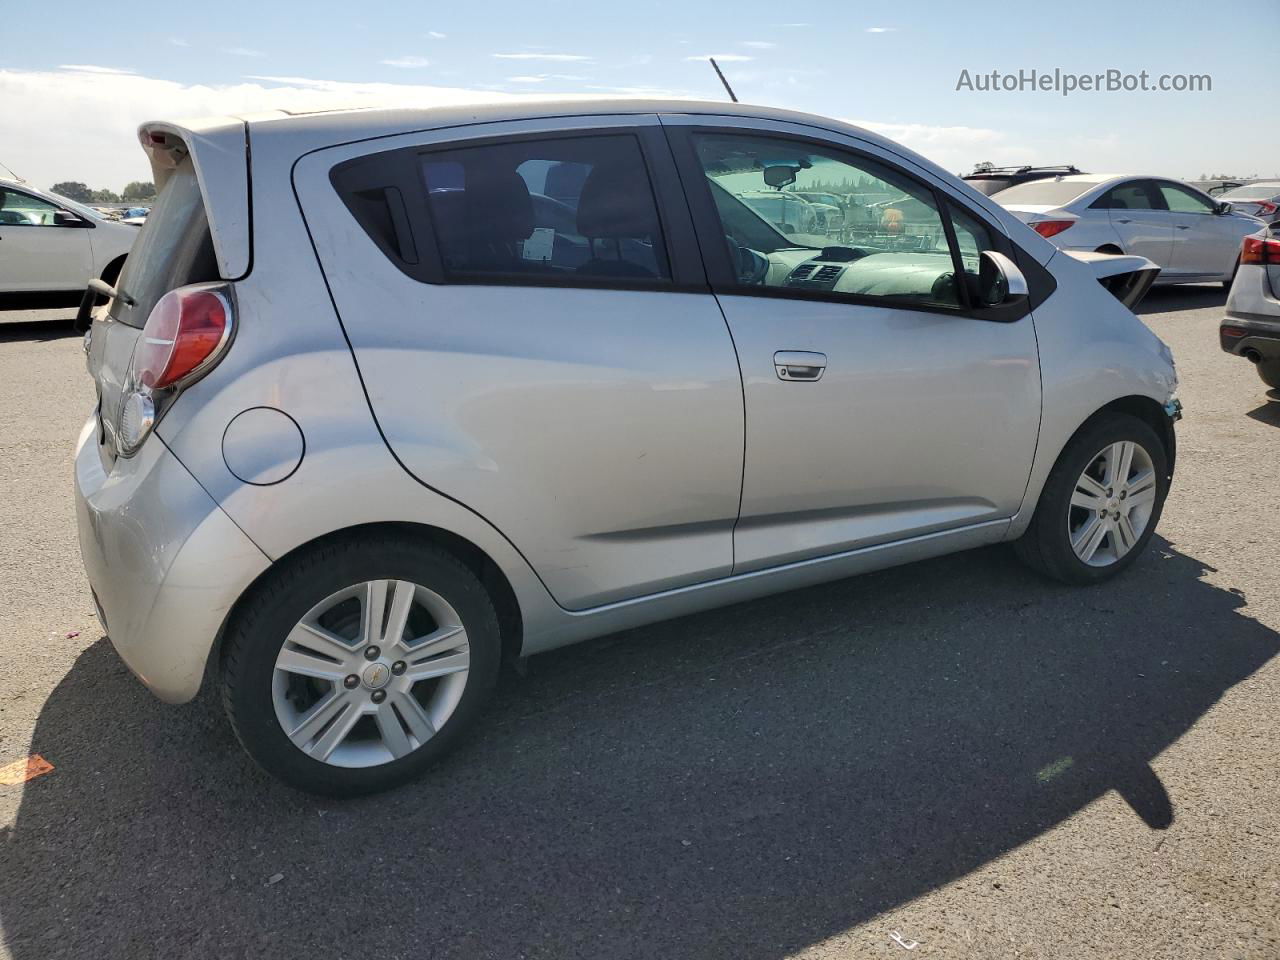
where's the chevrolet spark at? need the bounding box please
[77,100,1180,795]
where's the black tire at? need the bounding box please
[221,535,501,796]
[1014,414,1169,585]
[1257,359,1280,390]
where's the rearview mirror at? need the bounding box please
[977,250,1028,308]
[763,165,798,189]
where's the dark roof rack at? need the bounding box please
[967,163,1082,176]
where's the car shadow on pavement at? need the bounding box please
[1135,285,1226,315]
[1246,395,1280,427]
[0,319,79,343]
[2,538,1276,959]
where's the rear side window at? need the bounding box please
[420,135,671,283]
[111,159,217,327]
[1091,181,1162,211]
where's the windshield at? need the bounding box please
[1220,184,1280,200]
[990,179,1104,206]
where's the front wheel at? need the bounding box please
[1014,414,1169,584]
[221,535,501,796]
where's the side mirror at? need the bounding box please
[1214,201,1233,216]
[763,165,798,189]
[977,250,1029,307]
[54,210,88,227]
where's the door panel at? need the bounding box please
[1103,181,1174,269]
[0,186,92,291]
[722,295,1040,570]
[1156,181,1224,278]
[659,118,1041,571]
[294,116,745,610]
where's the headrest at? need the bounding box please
[576,162,661,239]
[463,168,534,241]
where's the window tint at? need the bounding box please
[421,135,670,283]
[691,133,963,308]
[0,188,60,226]
[1157,182,1215,214]
[1093,182,1160,211]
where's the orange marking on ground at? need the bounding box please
[0,754,54,785]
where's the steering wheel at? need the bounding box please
[727,236,770,285]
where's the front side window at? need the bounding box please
[0,188,59,226]
[1157,182,1215,214]
[691,133,966,308]
[421,135,670,283]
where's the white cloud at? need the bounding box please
[778,22,810,27]
[843,117,1029,171]
[57,64,136,75]
[426,31,446,39]
[865,27,897,33]
[684,54,753,62]
[0,68,528,189]
[221,47,265,57]
[492,52,592,62]
[168,37,189,47]
[507,75,545,84]
[741,41,776,49]
[381,56,430,68]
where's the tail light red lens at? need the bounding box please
[1031,219,1074,239]
[1240,234,1280,266]
[133,286,231,390]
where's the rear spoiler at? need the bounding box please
[1066,251,1160,310]
[138,118,252,279]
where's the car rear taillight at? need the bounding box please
[115,283,234,456]
[1256,201,1278,216]
[1240,234,1280,265]
[1030,219,1074,239]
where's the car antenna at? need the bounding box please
[0,158,25,183]
[708,58,738,103]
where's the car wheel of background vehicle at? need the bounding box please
[221,534,502,796]
[1014,414,1168,585]
[1257,359,1280,389]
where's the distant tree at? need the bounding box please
[50,181,93,202]
[121,181,156,201]
[91,188,121,203]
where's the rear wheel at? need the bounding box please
[1015,414,1169,584]
[1258,359,1280,389]
[221,535,501,796]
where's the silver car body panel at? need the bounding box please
[997,175,1262,283]
[76,99,1178,702]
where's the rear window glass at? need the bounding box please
[990,179,1101,205]
[420,134,671,283]
[111,159,217,327]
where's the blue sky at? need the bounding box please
[2,0,1276,188]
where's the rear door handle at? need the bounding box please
[1175,224,1189,230]
[774,350,826,381]
[1116,218,1133,224]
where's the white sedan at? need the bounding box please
[991,174,1264,286]
[0,178,137,294]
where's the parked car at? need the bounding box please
[739,190,820,238]
[963,163,1085,197]
[991,175,1264,286]
[1220,225,1280,390]
[78,100,1179,795]
[791,190,846,235]
[0,178,136,294]
[1213,182,1280,225]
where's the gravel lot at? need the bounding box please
[1,288,1277,959]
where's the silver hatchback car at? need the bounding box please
[77,100,1180,795]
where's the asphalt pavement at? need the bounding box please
[0,287,1277,959]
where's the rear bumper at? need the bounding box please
[74,417,270,703]
[1220,315,1280,360]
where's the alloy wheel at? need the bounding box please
[271,579,470,768]
[1067,440,1158,567]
